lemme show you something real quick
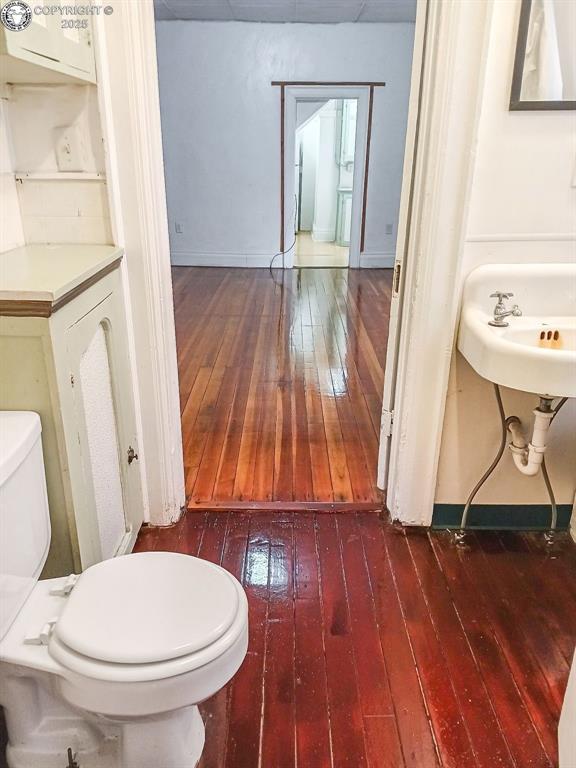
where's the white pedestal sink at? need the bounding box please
[458,263,576,398]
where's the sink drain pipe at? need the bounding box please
[455,386,567,544]
[507,398,565,476]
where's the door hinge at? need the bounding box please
[393,262,402,294]
[381,409,394,438]
[127,446,139,465]
[70,374,75,387]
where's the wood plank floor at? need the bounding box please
[172,267,392,508]
[135,512,576,768]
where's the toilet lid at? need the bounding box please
[53,552,240,664]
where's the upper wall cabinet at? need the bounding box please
[0,1,96,85]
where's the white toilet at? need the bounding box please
[0,411,249,768]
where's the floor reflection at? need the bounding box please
[173,266,392,505]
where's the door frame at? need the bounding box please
[93,0,185,527]
[93,0,495,530]
[381,0,494,525]
[282,85,371,268]
[377,0,429,490]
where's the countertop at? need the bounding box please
[0,244,123,305]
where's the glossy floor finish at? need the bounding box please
[173,267,391,508]
[134,511,576,768]
[294,233,349,268]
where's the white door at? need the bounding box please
[377,3,428,489]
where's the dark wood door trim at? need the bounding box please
[280,84,285,255]
[272,80,386,87]
[360,85,375,254]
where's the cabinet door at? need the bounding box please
[4,0,60,61]
[57,8,95,76]
[64,290,143,568]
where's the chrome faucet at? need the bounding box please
[489,292,522,327]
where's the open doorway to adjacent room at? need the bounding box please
[294,98,358,267]
[154,11,419,509]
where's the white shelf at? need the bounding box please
[15,172,105,182]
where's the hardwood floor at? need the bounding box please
[134,512,576,768]
[173,267,392,508]
[294,233,349,267]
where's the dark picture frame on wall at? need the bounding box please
[510,0,576,111]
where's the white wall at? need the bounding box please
[155,21,414,267]
[296,99,326,129]
[311,101,340,242]
[8,85,104,173]
[553,0,576,101]
[435,0,576,507]
[0,100,24,253]
[297,113,320,231]
[5,85,112,245]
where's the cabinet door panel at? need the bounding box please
[62,288,144,568]
[77,320,127,560]
[7,0,60,61]
[58,13,95,75]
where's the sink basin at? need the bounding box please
[501,323,575,352]
[457,263,576,398]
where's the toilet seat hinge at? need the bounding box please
[24,618,58,646]
[50,573,80,597]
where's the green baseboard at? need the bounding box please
[432,503,572,531]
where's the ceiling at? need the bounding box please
[153,0,417,24]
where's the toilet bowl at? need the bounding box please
[0,412,249,768]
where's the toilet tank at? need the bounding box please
[0,412,51,640]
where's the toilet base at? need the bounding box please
[120,706,205,768]
[4,682,205,768]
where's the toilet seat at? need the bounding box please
[47,552,248,683]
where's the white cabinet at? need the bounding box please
[0,246,143,577]
[0,1,95,84]
[5,1,60,62]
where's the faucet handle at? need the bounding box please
[490,291,514,301]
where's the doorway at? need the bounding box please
[293,98,358,267]
[281,85,372,269]
[147,17,423,515]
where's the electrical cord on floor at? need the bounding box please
[269,195,298,283]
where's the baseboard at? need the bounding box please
[432,503,572,530]
[359,252,395,268]
[171,251,274,268]
[171,250,396,269]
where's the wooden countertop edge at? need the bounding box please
[0,255,123,318]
